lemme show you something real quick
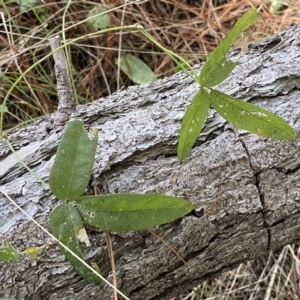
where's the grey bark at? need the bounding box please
[1,24,300,300]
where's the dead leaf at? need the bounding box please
[77,228,91,247]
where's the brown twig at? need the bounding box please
[104,231,118,300]
[49,35,75,119]
[147,228,186,264]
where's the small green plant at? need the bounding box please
[177,9,296,160]
[0,238,51,262]
[0,239,20,262]
[48,119,193,283]
[0,119,193,284]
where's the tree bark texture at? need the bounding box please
[1,24,300,300]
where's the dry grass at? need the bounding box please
[1,0,300,299]
[1,0,299,129]
[181,244,300,300]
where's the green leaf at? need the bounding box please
[116,54,155,84]
[87,6,110,31]
[199,9,257,87]
[49,204,101,284]
[202,58,237,88]
[76,194,194,232]
[178,88,210,161]
[19,0,49,18]
[0,239,20,262]
[270,0,288,13]
[25,244,48,260]
[19,0,42,12]
[209,89,296,140]
[49,120,98,201]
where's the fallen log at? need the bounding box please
[1,24,300,300]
